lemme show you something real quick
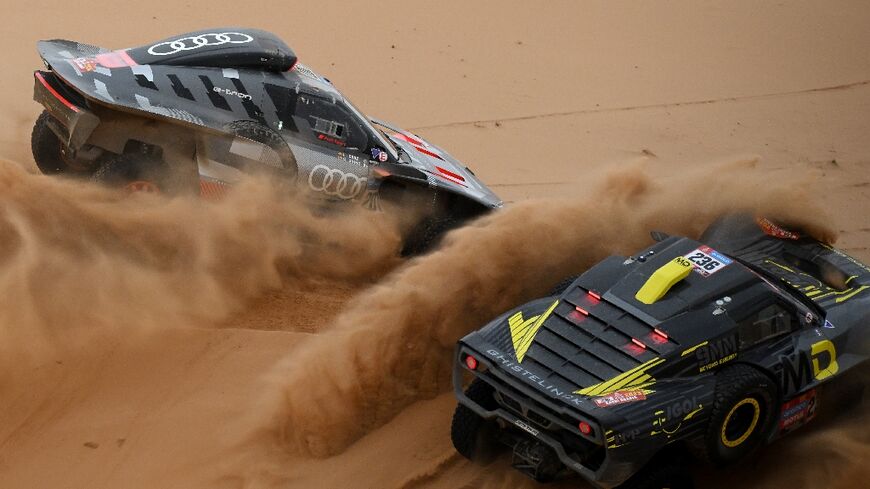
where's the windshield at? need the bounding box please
[342,99,398,160]
[732,256,826,319]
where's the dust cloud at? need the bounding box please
[0,159,401,374]
[258,159,837,461]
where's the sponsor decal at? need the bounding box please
[147,32,254,56]
[684,336,739,373]
[606,428,641,449]
[576,358,665,396]
[651,397,704,438]
[307,164,366,199]
[318,133,346,147]
[338,152,364,166]
[213,86,252,100]
[684,245,733,277]
[370,148,389,162]
[776,339,839,395]
[513,419,540,437]
[70,57,98,72]
[779,389,817,432]
[69,50,138,72]
[824,320,835,329]
[485,348,588,408]
[593,390,647,408]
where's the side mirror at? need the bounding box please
[650,231,670,242]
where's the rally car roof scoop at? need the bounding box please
[47,28,300,72]
[635,256,694,305]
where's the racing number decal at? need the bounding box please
[686,252,720,271]
[684,246,733,277]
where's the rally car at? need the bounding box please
[451,214,869,488]
[31,28,501,252]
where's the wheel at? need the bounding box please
[451,379,500,462]
[31,111,90,175]
[695,365,777,465]
[549,275,581,296]
[224,120,297,176]
[91,153,168,194]
[619,458,694,489]
[400,215,457,256]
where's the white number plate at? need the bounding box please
[683,246,733,277]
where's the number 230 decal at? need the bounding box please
[684,246,733,277]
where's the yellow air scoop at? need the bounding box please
[635,256,693,305]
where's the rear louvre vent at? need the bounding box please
[523,289,675,391]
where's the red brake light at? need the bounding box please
[631,338,647,349]
[578,421,593,435]
[648,328,669,345]
[588,291,602,301]
[464,354,479,370]
[575,306,589,316]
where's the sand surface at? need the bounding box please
[0,1,868,488]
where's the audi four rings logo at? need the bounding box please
[147,32,254,56]
[308,165,367,199]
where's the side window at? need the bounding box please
[737,303,795,349]
[295,94,368,150]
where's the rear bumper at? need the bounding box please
[33,71,99,149]
[453,345,638,488]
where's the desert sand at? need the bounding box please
[0,1,868,488]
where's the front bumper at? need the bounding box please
[33,70,100,150]
[454,345,639,488]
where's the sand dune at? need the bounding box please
[1,1,869,488]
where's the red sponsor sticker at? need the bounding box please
[593,390,647,408]
[779,389,817,432]
[70,57,98,72]
[69,50,138,72]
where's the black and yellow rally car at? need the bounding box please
[451,214,869,489]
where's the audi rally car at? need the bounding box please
[452,214,869,488]
[31,28,501,252]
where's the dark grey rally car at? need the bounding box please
[452,214,869,488]
[31,28,500,251]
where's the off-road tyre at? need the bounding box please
[92,153,169,194]
[31,111,90,175]
[224,120,297,177]
[451,379,500,463]
[695,364,777,466]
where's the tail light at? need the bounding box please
[464,354,479,371]
[578,421,594,436]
